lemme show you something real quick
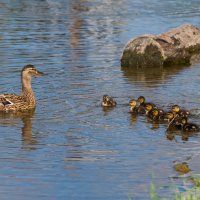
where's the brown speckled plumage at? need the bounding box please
[0,64,44,112]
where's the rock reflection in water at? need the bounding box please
[121,65,188,87]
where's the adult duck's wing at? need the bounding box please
[0,94,24,105]
[0,95,14,106]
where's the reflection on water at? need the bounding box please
[102,106,116,114]
[0,109,36,148]
[166,129,189,142]
[129,113,138,126]
[0,0,200,200]
[21,110,37,148]
[166,128,200,142]
[121,65,188,87]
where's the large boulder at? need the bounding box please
[121,24,200,67]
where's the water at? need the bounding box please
[0,0,200,199]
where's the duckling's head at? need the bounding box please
[171,105,180,113]
[103,94,112,102]
[181,117,188,125]
[166,112,174,120]
[180,110,190,117]
[145,103,153,112]
[129,99,137,108]
[152,109,159,116]
[103,94,108,101]
[137,96,145,105]
[21,64,44,79]
[158,109,165,115]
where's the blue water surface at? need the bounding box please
[0,0,200,199]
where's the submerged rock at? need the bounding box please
[174,162,190,174]
[121,24,200,67]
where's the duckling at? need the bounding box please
[129,99,138,113]
[164,112,175,122]
[158,108,165,116]
[147,108,160,121]
[137,96,156,113]
[179,117,199,132]
[166,112,184,130]
[146,105,164,119]
[0,64,44,113]
[101,95,117,107]
[171,105,190,117]
[144,103,154,115]
[137,96,156,108]
[157,109,166,121]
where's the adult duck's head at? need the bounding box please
[21,64,45,105]
[21,64,44,80]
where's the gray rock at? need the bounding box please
[121,24,200,67]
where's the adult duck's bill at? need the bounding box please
[35,69,45,76]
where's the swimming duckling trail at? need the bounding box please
[102,95,200,140]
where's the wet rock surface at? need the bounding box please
[121,24,200,67]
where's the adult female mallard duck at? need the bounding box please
[0,64,44,112]
[101,95,117,107]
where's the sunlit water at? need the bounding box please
[0,1,200,199]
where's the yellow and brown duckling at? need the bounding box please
[165,112,175,123]
[137,96,156,114]
[101,95,117,107]
[137,96,156,107]
[144,102,165,119]
[171,105,190,118]
[166,111,187,130]
[137,96,156,113]
[129,99,138,113]
[0,64,44,113]
[129,99,154,114]
[147,108,159,121]
[147,108,166,121]
[179,117,199,132]
[145,103,153,113]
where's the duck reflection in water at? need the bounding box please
[166,129,189,141]
[129,113,137,126]
[21,109,38,148]
[0,109,37,149]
